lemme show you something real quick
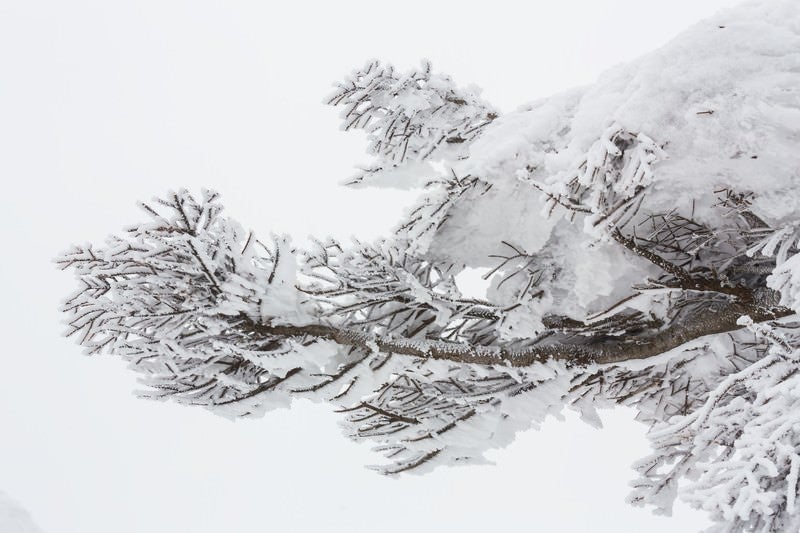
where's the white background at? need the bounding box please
[0,1,744,531]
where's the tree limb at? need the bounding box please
[245,303,793,368]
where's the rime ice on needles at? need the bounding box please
[326,60,498,186]
[628,320,800,532]
[59,1,800,531]
[558,124,666,237]
[58,190,315,415]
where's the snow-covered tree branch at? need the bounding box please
[58,1,800,530]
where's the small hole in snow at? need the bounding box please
[455,267,493,299]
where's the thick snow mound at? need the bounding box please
[415,0,800,321]
[466,0,800,216]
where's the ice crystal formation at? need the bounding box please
[59,1,800,530]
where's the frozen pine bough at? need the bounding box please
[58,1,800,531]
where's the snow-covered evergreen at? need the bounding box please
[58,0,800,530]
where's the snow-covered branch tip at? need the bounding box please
[326,60,498,185]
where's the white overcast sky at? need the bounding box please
[1,1,745,532]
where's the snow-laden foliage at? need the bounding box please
[58,191,316,415]
[326,60,497,186]
[628,318,800,532]
[59,1,800,531]
[532,123,667,236]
